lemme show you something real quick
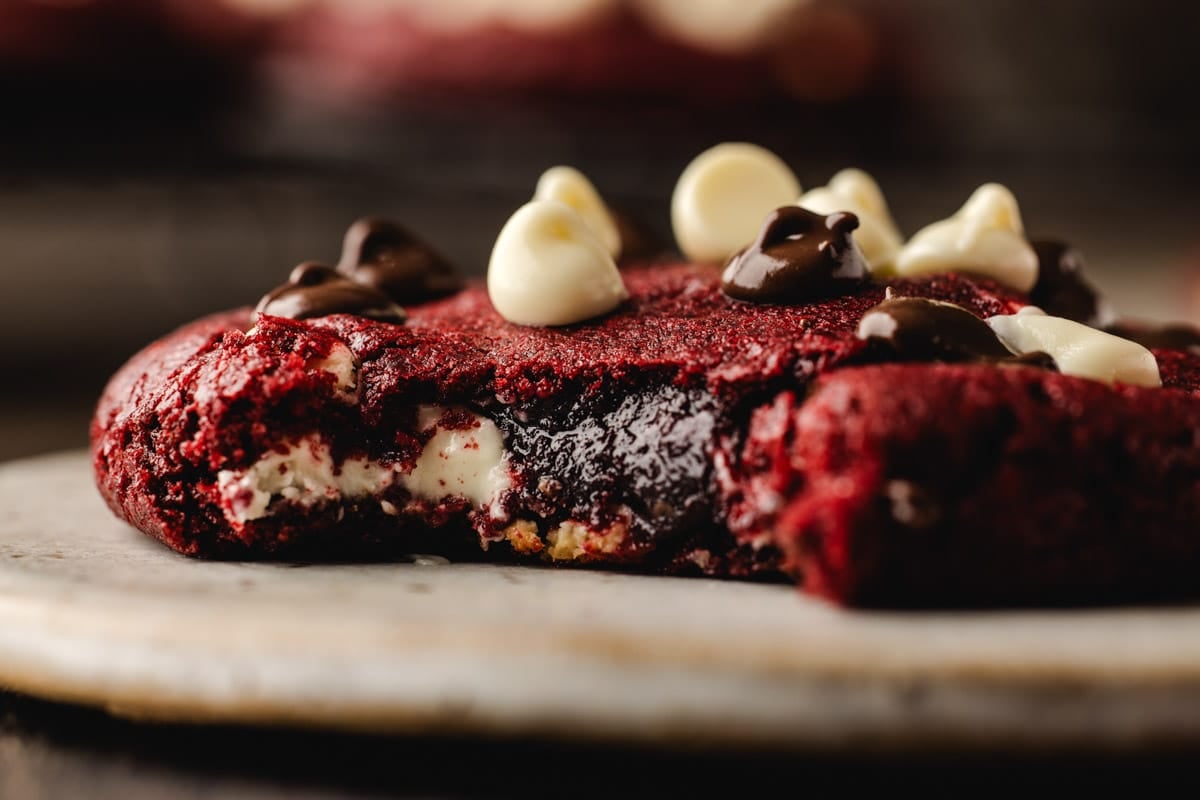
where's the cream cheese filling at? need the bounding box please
[216,406,511,525]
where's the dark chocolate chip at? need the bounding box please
[858,295,1013,362]
[720,207,870,304]
[256,262,407,323]
[858,295,1059,372]
[337,217,463,305]
[1029,240,1105,325]
[1104,321,1200,351]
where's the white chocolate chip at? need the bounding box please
[987,307,1161,387]
[534,165,622,259]
[487,199,629,327]
[797,168,903,271]
[307,341,359,397]
[671,142,801,264]
[894,183,1039,292]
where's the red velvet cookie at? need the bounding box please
[91,262,1025,573]
[91,161,1200,608]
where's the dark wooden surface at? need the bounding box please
[6,690,1200,798]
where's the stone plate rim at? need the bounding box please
[3,450,1200,751]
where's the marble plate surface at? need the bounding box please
[3,451,1200,750]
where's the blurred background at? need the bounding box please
[2,0,1199,461]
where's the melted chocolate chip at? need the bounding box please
[721,207,869,304]
[256,262,407,323]
[858,295,1057,371]
[337,217,463,304]
[1029,240,1105,325]
[1105,321,1200,351]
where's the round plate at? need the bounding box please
[3,451,1200,750]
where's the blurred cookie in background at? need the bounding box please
[207,0,885,104]
[0,0,269,108]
